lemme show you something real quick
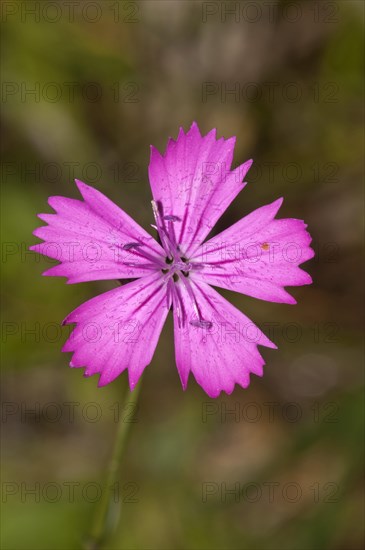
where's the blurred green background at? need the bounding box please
[1,1,364,549]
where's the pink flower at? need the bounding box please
[31,122,314,397]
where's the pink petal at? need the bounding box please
[191,198,314,304]
[30,180,164,283]
[148,122,252,256]
[62,273,168,388]
[172,279,276,398]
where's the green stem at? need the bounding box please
[84,381,142,550]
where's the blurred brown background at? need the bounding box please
[1,1,364,549]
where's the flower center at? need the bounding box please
[162,255,192,280]
[121,201,212,329]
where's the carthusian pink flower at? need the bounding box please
[31,122,314,397]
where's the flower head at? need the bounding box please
[31,122,314,397]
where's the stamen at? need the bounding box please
[167,219,178,251]
[121,241,165,268]
[190,319,213,329]
[179,275,200,321]
[164,215,181,222]
[151,200,181,260]
[123,262,161,269]
[151,200,171,255]
[179,274,213,330]
[188,261,223,270]
[122,242,142,250]
[171,283,184,328]
[166,278,173,310]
